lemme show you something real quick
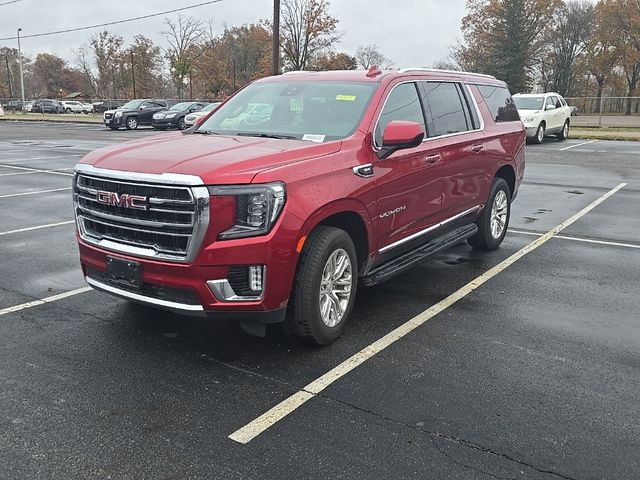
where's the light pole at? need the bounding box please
[272,0,280,75]
[17,28,25,110]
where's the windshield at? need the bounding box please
[120,100,145,110]
[199,81,376,142]
[170,102,194,111]
[513,96,544,110]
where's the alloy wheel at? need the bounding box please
[490,190,508,239]
[318,248,353,328]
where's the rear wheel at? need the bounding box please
[533,122,545,144]
[468,178,511,251]
[285,226,358,345]
[125,116,138,130]
[557,120,569,140]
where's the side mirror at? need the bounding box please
[377,120,425,160]
[545,104,556,111]
[140,105,147,110]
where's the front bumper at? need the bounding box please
[152,117,178,128]
[77,206,302,322]
[104,116,124,127]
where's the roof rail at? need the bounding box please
[398,67,496,79]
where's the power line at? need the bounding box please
[0,0,223,41]
[0,0,24,6]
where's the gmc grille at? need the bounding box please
[73,172,209,262]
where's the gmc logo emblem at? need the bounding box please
[96,191,148,210]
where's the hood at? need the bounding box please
[517,109,542,115]
[77,133,342,184]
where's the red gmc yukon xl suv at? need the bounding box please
[73,68,525,345]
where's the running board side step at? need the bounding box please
[363,224,478,286]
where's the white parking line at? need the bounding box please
[509,229,640,249]
[0,187,72,199]
[0,220,74,236]
[4,154,82,162]
[228,182,627,444]
[0,164,74,177]
[0,287,92,317]
[559,140,598,151]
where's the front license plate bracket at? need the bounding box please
[106,257,142,288]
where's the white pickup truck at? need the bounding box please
[513,93,572,144]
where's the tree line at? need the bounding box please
[0,0,392,101]
[454,0,640,112]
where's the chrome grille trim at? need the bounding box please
[73,167,209,263]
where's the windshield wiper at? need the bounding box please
[236,132,297,140]
[192,129,221,135]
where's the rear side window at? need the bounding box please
[476,85,520,122]
[422,82,470,137]
[375,82,426,146]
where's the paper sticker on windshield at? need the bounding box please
[302,134,326,143]
[290,98,304,111]
[336,95,356,101]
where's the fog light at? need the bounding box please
[249,265,264,292]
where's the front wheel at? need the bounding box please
[65,108,72,114]
[468,178,511,251]
[125,116,138,130]
[533,122,545,144]
[557,120,569,141]
[177,117,186,130]
[286,226,358,345]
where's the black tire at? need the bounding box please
[177,117,186,130]
[557,120,569,141]
[532,122,545,144]
[468,178,511,251]
[65,108,71,114]
[125,116,138,130]
[285,226,358,345]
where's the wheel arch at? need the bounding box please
[494,164,516,199]
[297,200,374,272]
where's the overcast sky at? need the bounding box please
[0,0,465,68]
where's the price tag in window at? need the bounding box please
[290,98,304,111]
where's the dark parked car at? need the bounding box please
[152,101,208,130]
[31,99,63,114]
[103,99,176,130]
[93,100,126,114]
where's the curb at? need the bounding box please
[0,117,101,125]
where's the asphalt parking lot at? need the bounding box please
[1,121,639,480]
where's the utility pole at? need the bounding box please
[17,28,25,110]
[5,56,13,98]
[272,0,280,75]
[130,50,136,98]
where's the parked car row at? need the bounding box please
[103,99,221,130]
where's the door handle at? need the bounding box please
[471,144,484,153]
[425,154,441,164]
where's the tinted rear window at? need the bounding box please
[477,85,520,122]
[423,82,470,136]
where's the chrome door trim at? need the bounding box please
[378,205,481,253]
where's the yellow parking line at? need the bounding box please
[228,182,627,444]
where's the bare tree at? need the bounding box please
[162,14,206,98]
[89,31,124,98]
[74,46,97,96]
[280,0,341,71]
[355,44,393,69]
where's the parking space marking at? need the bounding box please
[0,220,74,236]
[0,287,92,317]
[228,182,627,445]
[2,154,82,163]
[559,140,598,151]
[0,187,72,199]
[510,229,640,250]
[0,164,73,177]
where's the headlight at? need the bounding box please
[114,111,123,118]
[153,113,163,119]
[164,112,176,118]
[523,116,536,123]
[209,183,286,240]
